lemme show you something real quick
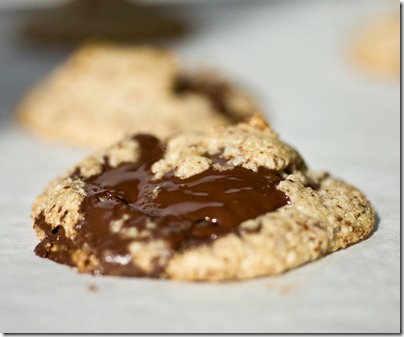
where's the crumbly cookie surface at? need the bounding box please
[17,42,258,147]
[32,116,375,281]
[352,11,399,77]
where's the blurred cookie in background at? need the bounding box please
[351,10,399,77]
[21,0,186,43]
[16,42,259,147]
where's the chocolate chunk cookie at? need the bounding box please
[17,42,258,147]
[32,116,375,281]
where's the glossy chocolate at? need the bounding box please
[34,213,75,266]
[35,134,290,276]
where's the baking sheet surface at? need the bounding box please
[0,0,399,333]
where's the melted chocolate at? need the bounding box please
[34,213,75,266]
[174,75,234,119]
[35,134,291,277]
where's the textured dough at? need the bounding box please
[32,116,375,281]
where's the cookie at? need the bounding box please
[352,11,399,76]
[17,42,258,147]
[32,115,375,281]
[22,0,184,43]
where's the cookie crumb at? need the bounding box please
[87,284,97,292]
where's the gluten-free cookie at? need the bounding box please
[17,42,258,147]
[32,116,375,281]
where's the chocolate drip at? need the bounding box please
[34,213,75,266]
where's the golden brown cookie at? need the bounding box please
[17,42,258,147]
[32,116,375,281]
[352,11,400,77]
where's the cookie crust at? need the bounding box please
[32,116,375,281]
